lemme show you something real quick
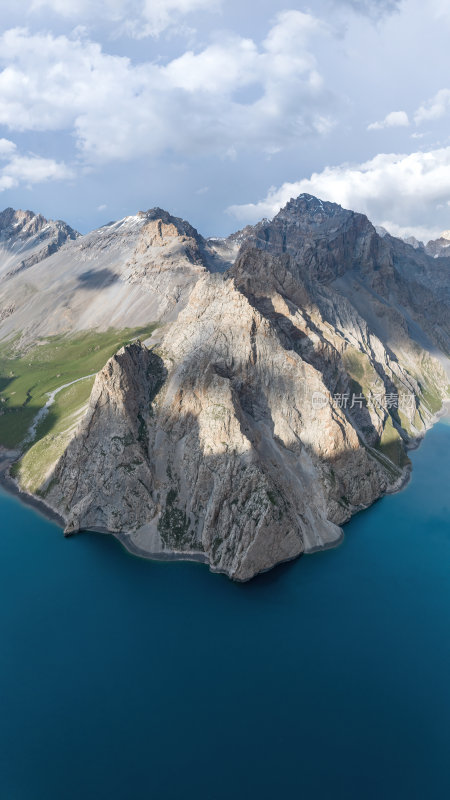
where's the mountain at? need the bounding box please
[0,207,79,270]
[4,195,450,580]
[403,235,424,250]
[425,230,450,258]
[0,207,227,344]
[0,208,79,324]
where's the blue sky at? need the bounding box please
[0,0,450,241]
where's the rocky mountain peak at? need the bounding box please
[272,193,368,237]
[278,192,338,215]
[136,207,202,243]
[0,207,48,240]
[0,207,79,281]
[233,193,380,284]
[403,235,424,250]
[424,231,450,258]
[0,207,78,243]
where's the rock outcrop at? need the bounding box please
[45,289,386,581]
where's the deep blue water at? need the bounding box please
[1,420,449,800]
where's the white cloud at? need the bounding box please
[0,136,73,192]
[4,154,73,185]
[367,110,409,130]
[0,137,17,158]
[29,0,220,37]
[414,88,450,124]
[0,18,333,164]
[0,175,16,191]
[227,147,450,242]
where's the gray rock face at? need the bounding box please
[425,234,450,258]
[49,343,164,536]
[47,286,385,581]
[10,194,450,580]
[235,194,386,284]
[235,195,450,354]
[0,207,79,279]
[403,235,424,250]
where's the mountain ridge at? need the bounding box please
[2,194,449,580]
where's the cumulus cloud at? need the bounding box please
[0,137,17,158]
[367,110,409,130]
[0,136,73,192]
[414,88,450,124]
[29,0,220,37]
[227,147,450,241]
[0,17,333,163]
[4,154,73,184]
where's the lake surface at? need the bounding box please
[1,419,449,800]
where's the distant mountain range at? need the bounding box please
[1,195,449,580]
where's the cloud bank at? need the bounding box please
[0,16,333,164]
[228,147,450,241]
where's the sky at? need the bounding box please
[0,0,450,241]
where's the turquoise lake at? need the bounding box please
[1,419,449,799]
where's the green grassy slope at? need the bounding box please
[12,377,96,494]
[0,325,157,448]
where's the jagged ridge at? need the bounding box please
[6,195,450,580]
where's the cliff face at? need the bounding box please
[11,194,450,580]
[45,285,387,581]
[236,194,386,284]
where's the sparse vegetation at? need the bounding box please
[158,488,192,548]
[419,383,442,415]
[342,347,366,382]
[342,346,380,399]
[13,376,95,493]
[375,417,409,469]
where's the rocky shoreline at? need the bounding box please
[0,447,66,527]
[1,398,448,579]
